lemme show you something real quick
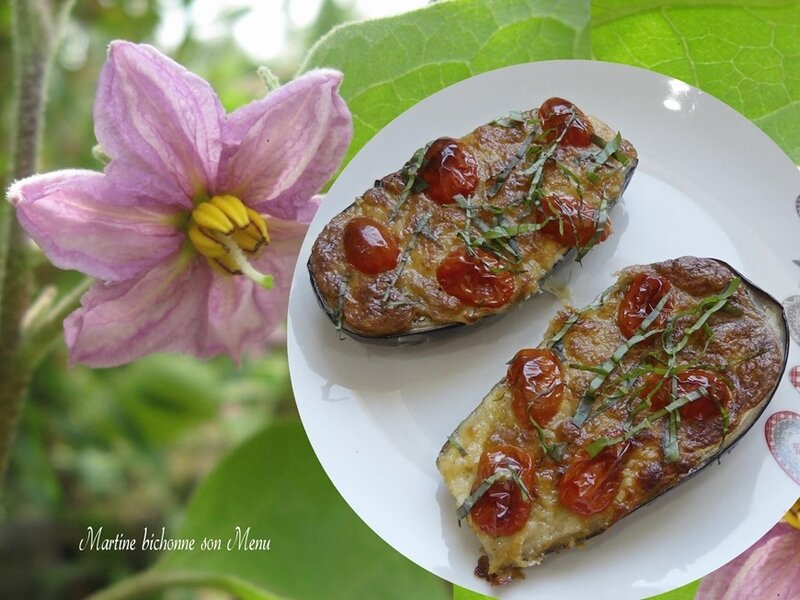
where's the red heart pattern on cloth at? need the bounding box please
[766,411,800,486]
[791,366,800,394]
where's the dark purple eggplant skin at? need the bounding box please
[309,157,639,344]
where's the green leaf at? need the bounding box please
[592,1,800,162]
[301,0,590,167]
[110,355,219,446]
[152,421,448,600]
[645,578,701,600]
[453,584,494,600]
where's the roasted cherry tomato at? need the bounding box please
[538,97,594,147]
[419,137,479,204]
[507,348,564,427]
[558,442,630,516]
[471,444,536,536]
[535,194,611,247]
[343,216,400,275]
[617,273,673,338]
[436,247,515,308]
[642,369,731,420]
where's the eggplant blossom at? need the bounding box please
[696,499,800,599]
[7,41,352,366]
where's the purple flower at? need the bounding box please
[7,41,351,366]
[696,501,800,600]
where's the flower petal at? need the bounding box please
[64,254,215,367]
[218,70,352,219]
[8,170,182,281]
[95,41,224,210]
[205,220,307,360]
[697,522,800,600]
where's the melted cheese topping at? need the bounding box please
[437,257,785,576]
[310,109,637,337]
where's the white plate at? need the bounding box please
[287,61,800,599]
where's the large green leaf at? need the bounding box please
[301,0,590,167]
[147,421,448,600]
[592,0,800,162]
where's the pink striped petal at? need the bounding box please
[95,41,224,210]
[8,170,182,282]
[64,255,215,367]
[697,522,800,600]
[218,70,352,219]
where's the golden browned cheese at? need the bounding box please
[309,102,638,337]
[437,257,786,581]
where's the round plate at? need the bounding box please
[287,60,800,599]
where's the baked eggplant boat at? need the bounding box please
[309,98,638,341]
[437,257,788,584]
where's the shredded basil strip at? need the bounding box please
[381,212,432,303]
[447,434,467,457]
[389,145,428,221]
[475,221,544,242]
[575,195,609,262]
[521,112,575,209]
[663,409,680,463]
[586,387,708,457]
[529,417,567,462]
[572,290,673,427]
[590,132,629,166]
[665,278,740,356]
[593,132,623,165]
[492,110,527,128]
[569,363,610,375]
[543,313,580,348]
[455,467,531,521]
[333,275,349,338]
[488,133,534,197]
[542,283,618,349]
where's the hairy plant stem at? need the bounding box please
[0,0,75,478]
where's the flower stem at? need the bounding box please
[0,0,75,478]
[18,277,92,369]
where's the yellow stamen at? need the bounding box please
[192,202,234,233]
[785,498,800,530]
[245,207,269,241]
[187,195,274,289]
[211,194,250,228]
[188,222,226,257]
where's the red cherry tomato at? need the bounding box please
[470,444,536,536]
[558,442,630,516]
[507,349,564,427]
[436,248,515,308]
[617,273,673,338]
[535,194,611,247]
[419,137,479,204]
[538,97,594,147]
[642,369,731,420]
[343,216,400,275]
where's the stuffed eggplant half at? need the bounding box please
[437,257,788,584]
[309,97,638,341]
